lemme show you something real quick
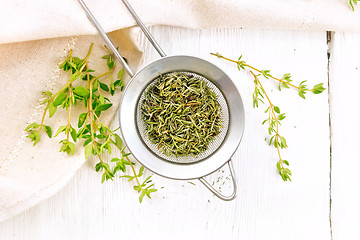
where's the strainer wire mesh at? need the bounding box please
[136,71,229,164]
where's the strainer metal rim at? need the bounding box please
[119,55,245,180]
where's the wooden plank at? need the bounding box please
[0,27,331,239]
[329,32,360,240]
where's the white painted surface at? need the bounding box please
[330,32,360,240]
[0,27,333,239]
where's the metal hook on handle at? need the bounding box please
[199,160,237,201]
[121,0,167,57]
[78,0,134,78]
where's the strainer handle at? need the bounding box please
[199,160,237,201]
[121,0,167,58]
[78,0,135,78]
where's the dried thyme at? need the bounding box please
[140,72,222,157]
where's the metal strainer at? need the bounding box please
[136,71,230,164]
[79,0,245,201]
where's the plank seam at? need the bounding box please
[327,30,333,240]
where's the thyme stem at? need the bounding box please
[210,53,313,91]
[66,84,73,141]
[250,71,289,180]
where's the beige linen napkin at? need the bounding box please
[0,28,142,222]
[0,0,359,222]
[1,0,360,45]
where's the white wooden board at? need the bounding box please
[0,27,331,240]
[330,32,360,240]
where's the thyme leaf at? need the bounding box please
[350,0,358,11]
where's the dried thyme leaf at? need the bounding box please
[140,72,222,157]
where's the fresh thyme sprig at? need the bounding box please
[250,71,291,181]
[25,43,156,202]
[210,53,325,99]
[350,0,358,10]
[211,52,325,181]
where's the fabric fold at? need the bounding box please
[0,0,360,45]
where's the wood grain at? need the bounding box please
[329,32,360,240]
[0,27,331,240]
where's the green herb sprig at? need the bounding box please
[211,53,325,99]
[141,73,222,157]
[25,43,156,202]
[211,52,325,181]
[350,0,358,10]
[250,71,291,181]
